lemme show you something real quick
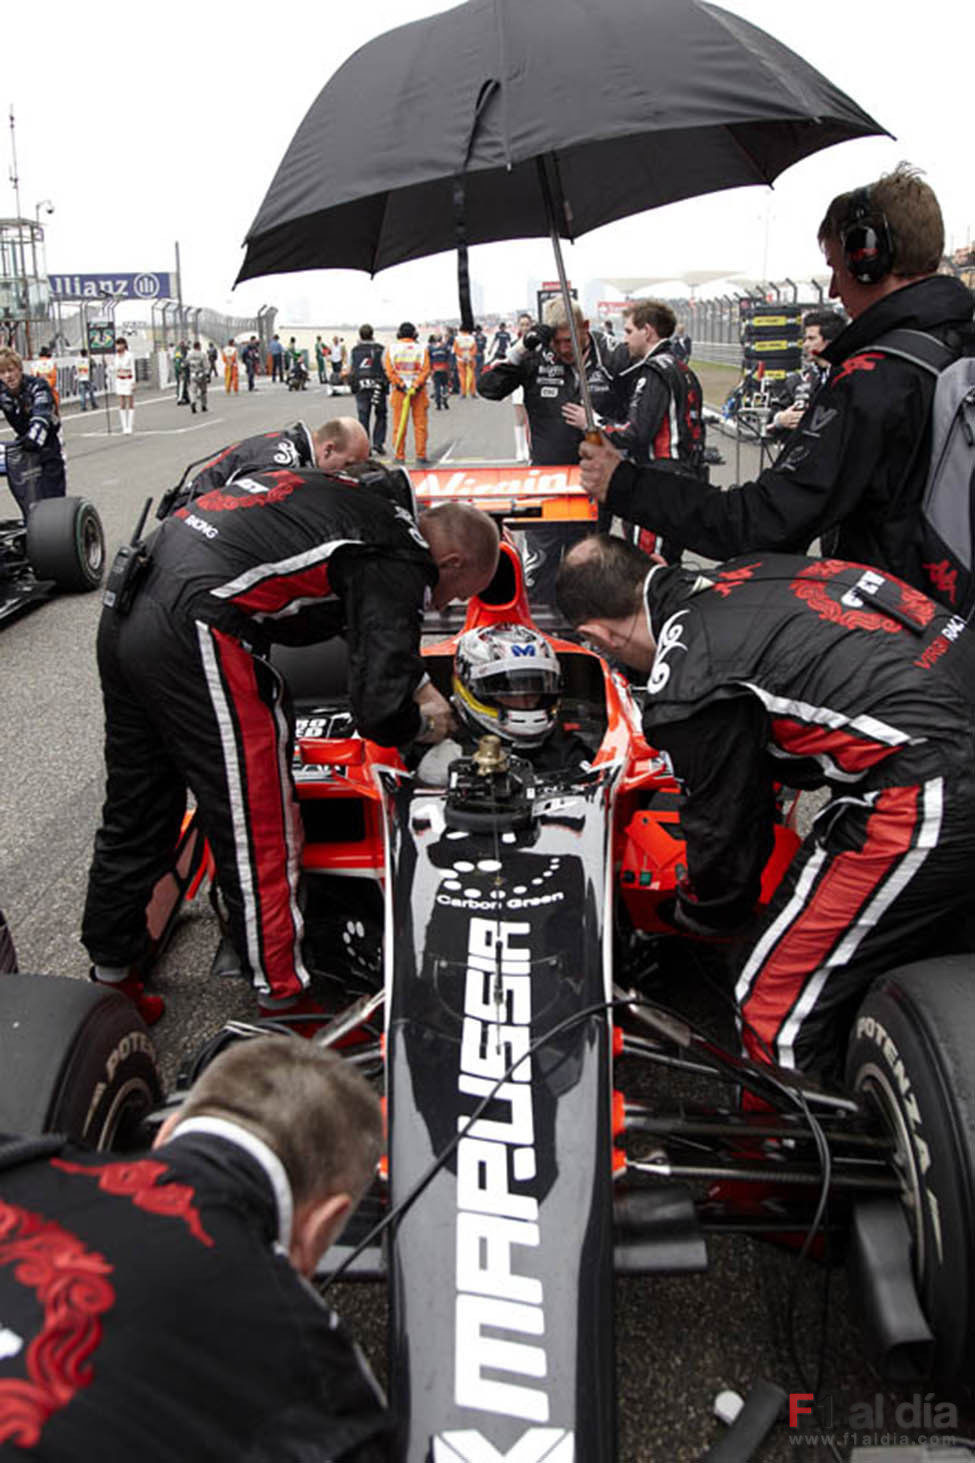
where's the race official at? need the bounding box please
[580,166,975,604]
[564,298,706,558]
[0,1037,390,1463]
[557,535,975,1082]
[82,476,499,1022]
[0,346,66,517]
[347,325,388,454]
[384,323,431,464]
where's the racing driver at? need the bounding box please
[82,469,499,1024]
[556,534,975,1084]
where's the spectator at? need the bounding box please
[473,323,487,382]
[315,333,327,384]
[207,342,218,380]
[172,340,187,403]
[428,334,451,412]
[563,298,706,558]
[76,348,97,412]
[488,321,511,364]
[347,324,388,453]
[269,334,285,383]
[580,165,975,606]
[670,319,692,363]
[768,308,846,436]
[0,346,66,514]
[479,296,621,601]
[0,1036,390,1462]
[184,339,209,414]
[113,336,137,433]
[330,336,347,387]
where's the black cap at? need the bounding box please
[398,321,417,339]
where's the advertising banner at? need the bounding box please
[48,272,175,301]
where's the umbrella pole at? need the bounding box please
[536,156,598,436]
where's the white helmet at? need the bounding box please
[453,624,561,747]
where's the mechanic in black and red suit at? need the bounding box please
[81,458,499,1024]
[157,414,370,519]
[557,535,975,1085]
[0,1037,390,1462]
[579,165,975,609]
[0,345,66,519]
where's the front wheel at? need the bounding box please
[847,956,975,1383]
[0,973,162,1149]
[26,495,105,591]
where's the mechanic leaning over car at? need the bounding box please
[0,345,66,519]
[156,414,371,518]
[81,466,499,1025]
[0,1037,391,1462]
[578,165,975,607]
[557,535,975,1085]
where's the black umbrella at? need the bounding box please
[237,0,887,420]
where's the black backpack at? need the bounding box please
[866,328,975,616]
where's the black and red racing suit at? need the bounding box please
[82,472,436,999]
[0,1122,389,1461]
[159,422,316,518]
[640,553,975,1080]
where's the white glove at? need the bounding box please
[416,739,463,786]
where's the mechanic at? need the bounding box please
[0,1036,390,1462]
[82,476,499,1024]
[556,534,975,1083]
[0,345,66,518]
[347,324,388,454]
[416,622,595,783]
[384,322,431,465]
[579,165,975,602]
[479,296,622,602]
[160,415,371,517]
[767,308,845,438]
[563,298,706,558]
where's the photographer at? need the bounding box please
[0,346,66,518]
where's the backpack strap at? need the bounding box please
[864,328,955,377]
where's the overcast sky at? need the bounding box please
[9,0,972,324]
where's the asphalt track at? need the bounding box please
[2,377,973,1461]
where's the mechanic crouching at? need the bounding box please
[81,466,499,1024]
[0,345,66,518]
[0,1037,391,1462]
[557,535,975,1084]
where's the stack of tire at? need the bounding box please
[739,299,803,384]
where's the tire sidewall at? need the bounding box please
[848,966,975,1381]
[50,995,161,1148]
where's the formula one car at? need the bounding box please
[0,491,106,624]
[2,471,973,1463]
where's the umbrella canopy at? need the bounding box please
[237,0,887,284]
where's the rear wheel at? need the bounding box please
[26,495,105,591]
[847,956,975,1382]
[0,973,162,1149]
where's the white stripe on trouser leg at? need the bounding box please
[775,777,944,1069]
[196,622,266,991]
[734,845,829,1009]
[268,661,310,989]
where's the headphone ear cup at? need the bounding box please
[841,207,894,285]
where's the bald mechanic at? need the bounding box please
[156,415,371,519]
[557,535,975,1084]
[82,467,499,1025]
[0,1037,390,1462]
[578,166,975,604]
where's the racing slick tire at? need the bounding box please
[26,495,105,592]
[847,956,975,1383]
[0,972,161,1149]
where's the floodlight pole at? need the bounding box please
[536,155,597,435]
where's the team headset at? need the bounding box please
[840,185,894,284]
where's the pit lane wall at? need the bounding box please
[24,353,153,404]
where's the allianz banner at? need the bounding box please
[48,272,175,301]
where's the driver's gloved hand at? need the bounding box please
[21,422,47,451]
[522,323,553,353]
